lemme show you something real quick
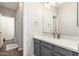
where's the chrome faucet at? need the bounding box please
[53,16,61,39]
[57,33,61,39]
[52,32,61,39]
[53,32,56,38]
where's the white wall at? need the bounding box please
[23,2,45,56]
[58,2,79,36]
[15,2,23,48]
[32,3,44,34]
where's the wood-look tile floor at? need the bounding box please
[0,40,23,56]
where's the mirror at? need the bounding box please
[43,4,57,33]
[43,2,79,36]
[77,2,79,27]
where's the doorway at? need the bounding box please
[0,15,15,41]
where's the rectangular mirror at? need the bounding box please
[76,2,79,27]
[43,4,57,33]
[43,2,79,36]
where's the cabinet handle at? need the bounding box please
[77,2,78,27]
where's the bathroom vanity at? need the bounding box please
[31,2,79,56]
[33,34,79,56]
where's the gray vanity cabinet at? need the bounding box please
[40,41,53,56]
[53,46,78,56]
[53,46,74,56]
[41,46,52,56]
[34,39,41,56]
[34,39,78,56]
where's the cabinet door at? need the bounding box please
[41,41,53,50]
[52,52,63,56]
[41,46,52,56]
[54,46,73,56]
[34,43,40,56]
[34,39,40,44]
[34,39,41,56]
[73,52,78,56]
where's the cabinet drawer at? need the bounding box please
[73,52,78,56]
[41,41,53,50]
[41,47,52,56]
[34,39,40,44]
[54,46,73,56]
[52,52,63,56]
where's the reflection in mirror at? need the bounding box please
[43,3,57,33]
[77,2,79,27]
[43,2,79,37]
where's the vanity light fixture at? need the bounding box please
[45,2,52,8]
[45,2,62,8]
[45,2,56,8]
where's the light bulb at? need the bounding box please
[45,3,51,8]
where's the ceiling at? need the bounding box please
[0,2,19,10]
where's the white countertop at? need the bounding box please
[33,33,79,53]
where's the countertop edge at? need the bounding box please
[33,37,79,53]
